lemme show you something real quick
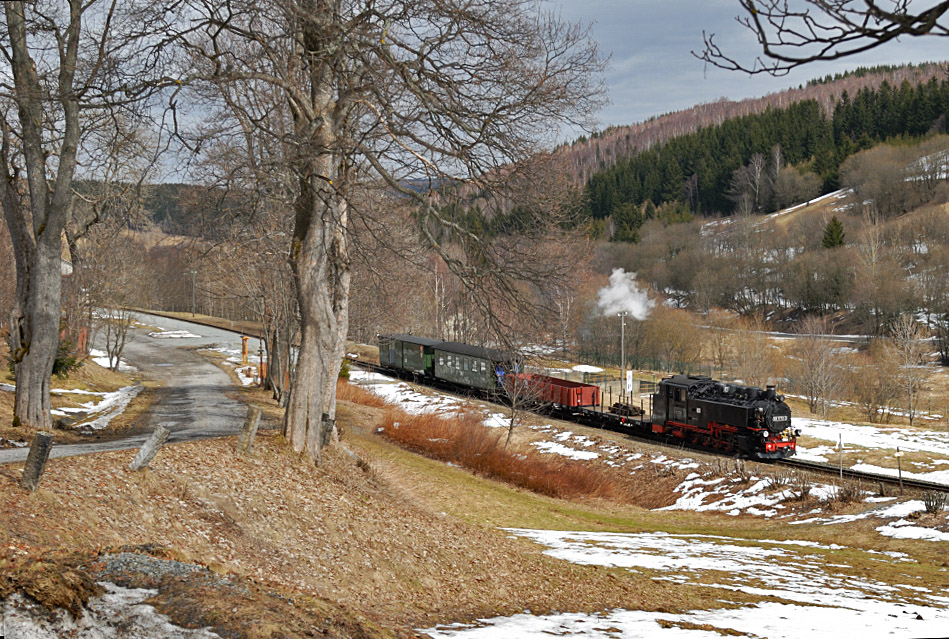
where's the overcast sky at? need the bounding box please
[551,0,949,135]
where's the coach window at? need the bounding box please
[481,362,487,373]
[439,356,444,366]
[463,359,469,371]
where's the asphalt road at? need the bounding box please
[0,312,256,464]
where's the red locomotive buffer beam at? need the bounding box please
[518,374,601,408]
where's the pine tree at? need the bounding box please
[822,216,846,249]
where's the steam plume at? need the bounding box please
[597,268,654,320]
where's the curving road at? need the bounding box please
[0,313,256,464]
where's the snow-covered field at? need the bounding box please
[424,527,949,639]
[794,415,949,484]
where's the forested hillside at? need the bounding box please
[585,75,949,240]
[561,63,946,184]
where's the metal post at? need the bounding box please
[189,270,197,317]
[838,433,843,480]
[620,313,625,403]
[896,447,904,495]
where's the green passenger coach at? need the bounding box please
[376,334,516,391]
[432,341,514,391]
[377,334,441,375]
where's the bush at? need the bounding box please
[377,409,629,501]
[922,491,947,514]
[7,338,84,380]
[335,380,388,408]
[338,359,350,379]
[792,473,813,501]
[768,469,792,489]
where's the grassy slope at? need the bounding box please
[2,376,947,638]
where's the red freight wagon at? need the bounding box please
[521,374,600,408]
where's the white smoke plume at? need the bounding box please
[597,268,654,320]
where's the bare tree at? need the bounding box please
[698,1,949,75]
[787,315,843,416]
[889,313,929,426]
[176,0,605,462]
[849,341,900,423]
[0,1,172,429]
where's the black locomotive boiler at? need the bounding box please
[651,375,798,459]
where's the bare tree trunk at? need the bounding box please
[10,242,62,428]
[284,148,351,462]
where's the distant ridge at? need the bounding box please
[559,63,949,185]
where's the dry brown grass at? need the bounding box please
[377,409,630,502]
[336,380,388,408]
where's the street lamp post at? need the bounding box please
[618,311,628,404]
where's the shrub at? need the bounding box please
[338,359,350,379]
[768,469,792,489]
[377,409,629,501]
[335,380,388,408]
[7,338,84,380]
[792,473,813,501]
[922,491,948,514]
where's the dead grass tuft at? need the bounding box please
[378,409,630,501]
[336,380,388,409]
[0,549,103,619]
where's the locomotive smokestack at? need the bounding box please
[766,385,776,400]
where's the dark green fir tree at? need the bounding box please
[822,216,846,249]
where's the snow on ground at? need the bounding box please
[794,415,949,485]
[531,441,599,460]
[148,329,202,339]
[49,385,142,430]
[796,415,949,456]
[350,367,949,539]
[207,346,259,386]
[423,527,949,639]
[2,582,222,638]
[89,348,137,373]
[571,364,603,373]
[350,369,464,415]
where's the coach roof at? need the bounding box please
[434,340,513,363]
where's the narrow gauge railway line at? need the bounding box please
[778,458,949,493]
[349,359,949,493]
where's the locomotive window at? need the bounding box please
[676,389,686,402]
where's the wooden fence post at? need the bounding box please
[129,425,171,471]
[21,432,54,492]
[236,407,262,455]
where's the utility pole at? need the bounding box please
[189,270,197,317]
[621,313,625,403]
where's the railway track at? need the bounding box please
[348,359,949,493]
[778,458,949,492]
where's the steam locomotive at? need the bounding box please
[375,334,798,460]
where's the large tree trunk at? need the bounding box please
[283,151,351,463]
[2,0,81,431]
[9,239,63,429]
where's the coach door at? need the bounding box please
[670,385,687,423]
